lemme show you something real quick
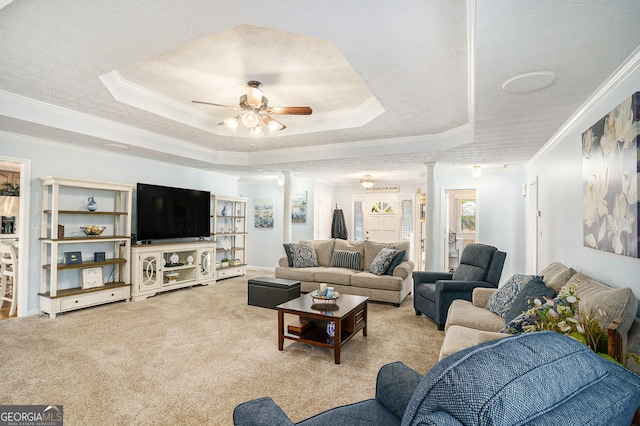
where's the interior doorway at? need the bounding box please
[443,189,477,272]
[0,158,28,320]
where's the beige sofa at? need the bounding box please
[439,262,639,365]
[275,239,414,306]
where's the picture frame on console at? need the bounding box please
[81,266,104,289]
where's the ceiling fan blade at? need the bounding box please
[192,100,240,110]
[266,106,313,115]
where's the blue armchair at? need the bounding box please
[413,243,506,330]
[233,332,640,425]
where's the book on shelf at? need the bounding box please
[288,319,312,335]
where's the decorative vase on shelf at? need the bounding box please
[87,196,97,212]
[326,321,335,337]
[221,205,228,216]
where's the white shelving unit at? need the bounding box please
[212,195,247,280]
[39,176,134,318]
[130,241,216,301]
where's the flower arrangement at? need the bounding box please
[511,284,610,358]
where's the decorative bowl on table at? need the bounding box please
[80,225,106,236]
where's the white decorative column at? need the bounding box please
[424,162,437,271]
[283,171,292,243]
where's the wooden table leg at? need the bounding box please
[334,320,341,364]
[278,309,284,351]
[363,301,368,336]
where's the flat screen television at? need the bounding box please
[136,183,210,242]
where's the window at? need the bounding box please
[458,199,476,233]
[401,199,412,241]
[353,200,363,241]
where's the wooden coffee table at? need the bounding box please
[277,293,368,364]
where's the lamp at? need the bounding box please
[360,174,375,188]
[472,166,482,179]
[276,175,285,186]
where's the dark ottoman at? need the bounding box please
[248,277,301,309]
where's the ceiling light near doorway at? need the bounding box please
[360,174,375,188]
[471,166,482,179]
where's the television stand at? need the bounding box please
[131,241,216,301]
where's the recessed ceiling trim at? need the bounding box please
[0,89,220,164]
[101,70,386,137]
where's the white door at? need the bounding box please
[363,197,401,242]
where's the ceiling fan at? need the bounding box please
[192,81,312,137]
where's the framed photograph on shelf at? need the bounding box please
[81,266,104,289]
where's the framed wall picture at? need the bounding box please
[254,197,274,228]
[292,192,307,223]
[81,266,104,289]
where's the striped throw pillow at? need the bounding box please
[330,250,361,270]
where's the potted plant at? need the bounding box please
[221,258,229,267]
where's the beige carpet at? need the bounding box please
[0,269,444,425]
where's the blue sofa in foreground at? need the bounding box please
[233,331,640,425]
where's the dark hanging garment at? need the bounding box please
[331,208,348,240]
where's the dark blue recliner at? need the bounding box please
[413,243,506,330]
[233,332,640,425]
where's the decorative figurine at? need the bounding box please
[87,196,98,211]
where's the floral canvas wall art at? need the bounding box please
[582,91,640,257]
[254,197,274,228]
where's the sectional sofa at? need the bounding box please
[274,239,414,306]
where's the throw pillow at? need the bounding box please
[330,249,361,270]
[504,276,556,323]
[369,248,398,275]
[384,249,406,275]
[282,243,293,267]
[290,243,318,268]
[485,274,536,317]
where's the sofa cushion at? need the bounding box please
[274,266,324,282]
[300,239,335,267]
[567,272,638,336]
[351,272,403,291]
[370,248,398,275]
[290,243,318,268]
[485,274,535,317]
[330,249,361,270]
[439,325,508,360]
[282,243,294,267]
[334,239,365,268]
[384,250,406,275]
[363,240,410,271]
[539,262,574,292]
[444,299,505,333]
[504,276,556,323]
[314,268,356,286]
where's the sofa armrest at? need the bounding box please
[278,257,289,267]
[435,280,495,293]
[375,361,423,420]
[393,260,414,279]
[472,287,498,308]
[233,397,294,426]
[413,271,453,284]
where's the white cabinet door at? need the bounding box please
[197,247,215,282]
[134,252,163,295]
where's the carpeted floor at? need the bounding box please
[0,269,444,425]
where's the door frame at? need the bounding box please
[440,187,478,272]
[0,155,31,317]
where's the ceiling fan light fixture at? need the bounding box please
[361,174,375,188]
[241,110,260,128]
[267,117,285,135]
[250,126,264,138]
[223,116,239,133]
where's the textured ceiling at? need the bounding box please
[1,1,639,183]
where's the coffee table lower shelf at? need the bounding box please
[277,293,368,364]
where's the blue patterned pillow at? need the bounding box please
[330,250,361,270]
[369,248,398,275]
[384,249,406,275]
[290,243,318,268]
[485,274,536,317]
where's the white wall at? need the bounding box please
[525,52,640,308]
[2,134,239,316]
